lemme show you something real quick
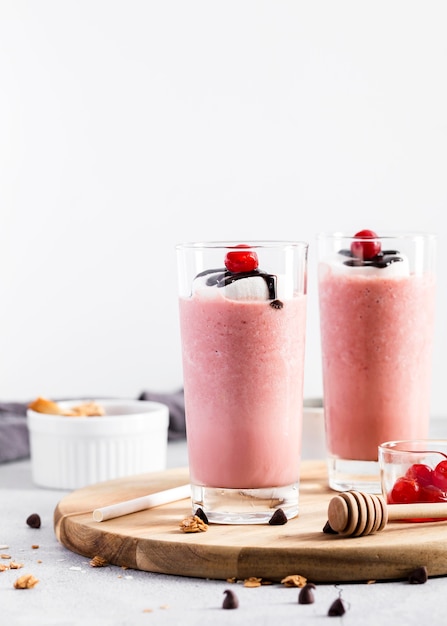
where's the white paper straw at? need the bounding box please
[92,483,191,522]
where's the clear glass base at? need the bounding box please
[327,457,381,494]
[190,483,299,524]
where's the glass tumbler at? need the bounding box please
[177,241,308,523]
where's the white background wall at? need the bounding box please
[1,1,446,416]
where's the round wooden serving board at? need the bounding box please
[54,461,447,583]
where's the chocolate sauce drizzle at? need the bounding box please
[196,268,278,300]
[339,248,404,268]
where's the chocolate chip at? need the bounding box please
[328,597,346,616]
[268,508,288,525]
[194,508,209,524]
[270,299,284,309]
[322,520,338,534]
[298,583,316,604]
[26,514,41,529]
[408,566,428,584]
[222,589,239,609]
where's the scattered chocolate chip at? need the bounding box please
[270,299,284,309]
[408,566,428,584]
[26,514,41,529]
[328,597,346,616]
[322,520,338,534]
[268,508,288,525]
[194,508,209,524]
[222,589,239,609]
[298,583,316,604]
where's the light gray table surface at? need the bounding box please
[2,429,447,626]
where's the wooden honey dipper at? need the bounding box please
[327,490,447,537]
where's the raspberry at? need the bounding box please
[224,245,259,273]
[350,229,381,260]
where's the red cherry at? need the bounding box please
[389,461,447,519]
[350,229,381,260]
[224,245,259,273]
[418,485,447,521]
[405,463,433,487]
[388,477,420,504]
[417,484,447,503]
[433,460,447,492]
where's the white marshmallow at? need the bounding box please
[222,276,270,301]
[192,272,294,301]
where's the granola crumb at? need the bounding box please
[89,555,108,567]
[281,574,307,587]
[10,562,24,570]
[243,577,262,588]
[31,545,39,550]
[179,515,208,533]
[13,574,39,589]
[28,396,105,417]
[1,554,11,559]
[28,397,63,415]
[62,401,106,417]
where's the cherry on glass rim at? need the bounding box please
[350,229,381,260]
[225,245,259,273]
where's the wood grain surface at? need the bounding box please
[54,461,447,583]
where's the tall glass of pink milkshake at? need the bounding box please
[177,241,308,524]
[318,230,436,493]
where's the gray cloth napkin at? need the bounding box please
[0,391,186,464]
[0,403,30,464]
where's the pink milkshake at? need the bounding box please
[318,230,436,493]
[177,242,308,523]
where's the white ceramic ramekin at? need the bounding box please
[27,399,169,490]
